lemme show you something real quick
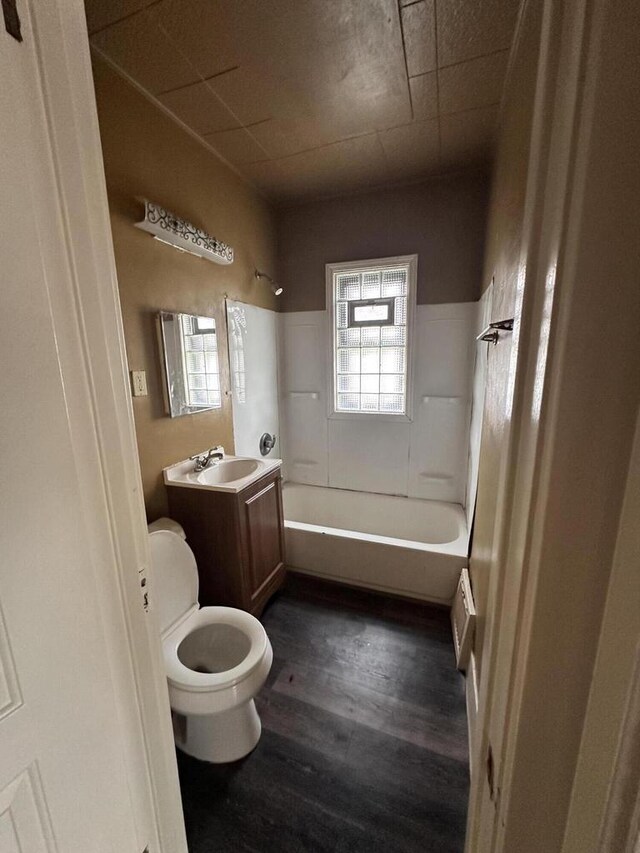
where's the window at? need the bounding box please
[327,256,416,418]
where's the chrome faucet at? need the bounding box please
[190,446,224,472]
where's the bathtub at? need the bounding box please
[282,483,469,605]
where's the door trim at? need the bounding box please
[24,2,186,849]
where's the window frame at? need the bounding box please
[347,297,396,327]
[326,254,417,422]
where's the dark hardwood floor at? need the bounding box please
[177,574,469,852]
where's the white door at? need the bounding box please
[226,300,281,458]
[0,3,178,851]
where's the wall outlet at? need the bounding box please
[131,370,148,397]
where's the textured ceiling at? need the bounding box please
[86,0,521,204]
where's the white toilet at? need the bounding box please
[148,519,273,763]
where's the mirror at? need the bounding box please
[158,311,221,417]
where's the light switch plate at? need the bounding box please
[131,370,148,397]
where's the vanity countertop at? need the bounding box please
[163,454,282,494]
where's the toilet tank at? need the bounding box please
[147,517,186,539]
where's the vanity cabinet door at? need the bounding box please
[167,468,285,614]
[239,473,285,611]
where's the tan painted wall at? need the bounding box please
[92,58,277,521]
[276,172,489,312]
[469,0,542,674]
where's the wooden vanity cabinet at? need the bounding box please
[166,467,285,616]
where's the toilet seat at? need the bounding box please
[163,606,269,693]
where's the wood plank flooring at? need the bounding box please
[177,574,469,852]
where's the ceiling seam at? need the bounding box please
[88,0,163,37]
[407,69,436,81]
[407,46,509,81]
[89,44,269,200]
[204,118,273,137]
[434,0,442,170]
[240,100,498,168]
[242,129,384,166]
[435,47,511,74]
[153,18,276,162]
[157,65,240,97]
[397,0,415,122]
[441,102,501,119]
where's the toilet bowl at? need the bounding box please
[148,521,273,763]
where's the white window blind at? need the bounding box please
[331,261,412,415]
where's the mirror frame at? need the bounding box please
[157,310,222,418]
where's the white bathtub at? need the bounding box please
[282,483,469,605]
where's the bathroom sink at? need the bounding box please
[196,458,259,485]
[163,453,281,494]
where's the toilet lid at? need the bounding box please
[148,530,199,636]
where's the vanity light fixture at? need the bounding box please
[135,199,234,265]
[255,269,284,296]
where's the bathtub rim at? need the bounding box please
[284,518,467,557]
[282,482,469,558]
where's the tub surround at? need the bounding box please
[279,302,477,504]
[226,300,281,460]
[277,298,484,605]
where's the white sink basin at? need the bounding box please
[196,458,259,485]
[163,453,281,494]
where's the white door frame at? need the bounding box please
[466,0,640,849]
[21,2,186,849]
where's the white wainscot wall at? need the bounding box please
[279,302,477,504]
[409,303,477,502]
[227,300,280,459]
[278,312,329,485]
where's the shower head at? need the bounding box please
[255,269,283,296]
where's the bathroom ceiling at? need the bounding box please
[85,0,521,204]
